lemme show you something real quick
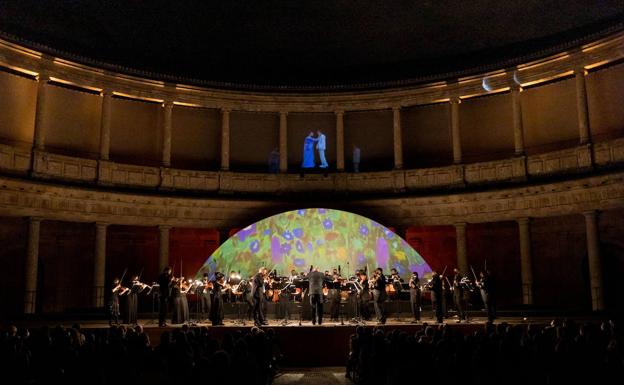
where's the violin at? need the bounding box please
[113,283,129,295]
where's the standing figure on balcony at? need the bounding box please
[316,129,328,169]
[301,131,317,169]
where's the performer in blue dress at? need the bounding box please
[301,131,317,168]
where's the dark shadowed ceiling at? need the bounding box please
[0,0,622,91]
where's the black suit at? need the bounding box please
[429,275,443,323]
[308,271,325,325]
[452,273,466,320]
[409,276,421,321]
[251,273,266,324]
[372,273,387,323]
[157,272,172,326]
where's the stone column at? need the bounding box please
[335,110,345,172]
[220,109,230,171]
[93,222,108,308]
[159,225,171,273]
[455,222,468,274]
[450,97,462,164]
[517,217,534,305]
[575,68,591,145]
[33,73,50,151]
[162,101,173,167]
[584,211,604,311]
[511,85,525,155]
[392,107,403,169]
[99,90,112,160]
[279,111,288,173]
[24,217,41,314]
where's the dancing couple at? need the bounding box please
[302,129,328,169]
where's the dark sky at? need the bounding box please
[0,0,621,89]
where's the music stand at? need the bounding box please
[293,279,308,326]
[346,281,366,325]
[146,283,160,326]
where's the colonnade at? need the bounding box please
[27,70,595,173]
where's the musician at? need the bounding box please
[157,266,173,327]
[452,268,467,323]
[252,267,268,326]
[210,272,226,326]
[109,278,128,326]
[477,270,496,322]
[408,271,421,323]
[127,275,148,325]
[329,272,342,321]
[371,267,387,324]
[389,268,403,296]
[357,270,371,320]
[289,270,299,281]
[199,273,212,321]
[227,270,240,302]
[428,270,443,323]
[171,277,188,324]
[308,267,325,325]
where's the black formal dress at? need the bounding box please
[109,288,121,325]
[452,273,466,321]
[210,281,225,325]
[171,284,188,324]
[358,278,371,320]
[429,275,443,323]
[157,272,172,326]
[372,274,387,324]
[198,281,211,321]
[409,276,421,321]
[126,283,145,325]
[479,275,497,322]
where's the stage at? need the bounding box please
[14,314,587,366]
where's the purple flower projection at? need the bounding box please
[271,236,282,264]
[196,208,432,282]
[296,240,304,253]
[237,223,257,242]
[376,237,389,268]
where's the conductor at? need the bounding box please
[308,266,325,325]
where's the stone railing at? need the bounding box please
[0,137,623,195]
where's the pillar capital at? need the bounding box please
[582,209,599,218]
[162,100,174,109]
[334,109,344,116]
[158,225,172,231]
[279,110,288,117]
[516,217,530,225]
[95,221,109,228]
[220,107,231,114]
[99,89,113,97]
[454,222,467,229]
[449,96,461,104]
[392,105,401,112]
[35,72,50,83]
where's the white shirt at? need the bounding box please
[316,133,326,151]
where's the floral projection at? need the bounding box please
[196,208,431,280]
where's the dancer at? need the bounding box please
[301,131,317,169]
[316,129,328,168]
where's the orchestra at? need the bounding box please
[107,262,494,327]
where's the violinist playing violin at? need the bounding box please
[157,266,173,327]
[408,271,421,323]
[110,278,128,326]
[127,275,150,325]
[198,272,212,321]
